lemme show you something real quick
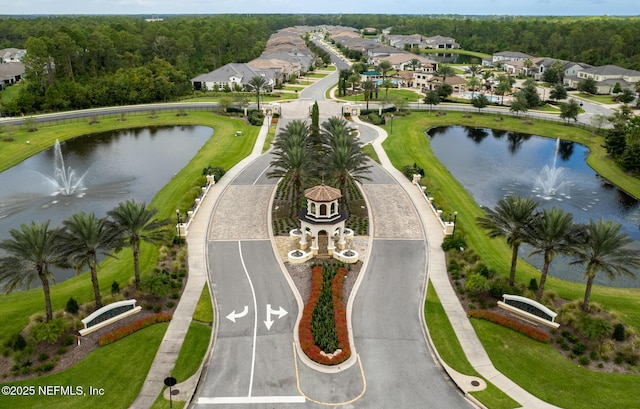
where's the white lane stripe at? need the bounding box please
[198,396,306,404]
[238,241,258,397]
[252,165,270,185]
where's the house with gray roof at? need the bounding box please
[564,64,640,94]
[191,63,277,92]
[0,62,25,89]
[483,51,534,67]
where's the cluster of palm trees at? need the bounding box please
[0,200,170,322]
[267,114,372,210]
[476,195,640,311]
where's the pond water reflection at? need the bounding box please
[428,125,640,288]
[0,125,212,282]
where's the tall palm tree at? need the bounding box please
[247,75,268,110]
[362,79,376,110]
[378,60,392,79]
[60,212,123,308]
[267,119,313,211]
[570,219,640,312]
[476,195,539,286]
[525,207,580,300]
[0,221,68,321]
[107,200,170,289]
[321,116,372,201]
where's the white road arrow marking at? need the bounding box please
[226,305,249,323]
[264,304,288,330]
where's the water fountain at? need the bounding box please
[532,138,571,200]
[40,139,88,197]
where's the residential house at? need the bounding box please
[422,75,467,93]
[423,35,459,50]
[0,62,25,89]
[371,53,437,72]
[0,48,26,64]
[191,63,277,92]
[564,64,640,94]
[483,51,534,67]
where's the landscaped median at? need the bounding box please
[299,264,351,365]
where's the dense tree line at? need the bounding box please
[2,14,640,114]
[0,15,304,113]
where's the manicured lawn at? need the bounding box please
[0,111,258,342]
[0,323,168,409]
[339,89,423,103]
[182,93,299,103]
[362,144,380,164]
[171,322,212,382]
[575,93,618,104]
[193,283,214,324]
[425,284,519,409]
[472,319,640,409]
[0,82,22,104]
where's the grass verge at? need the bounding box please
[1,323,168,409]
[193,283,214,324]
[425,283,519,409]
[472,319,640,408]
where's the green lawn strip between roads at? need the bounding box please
[383,111,640,406]
[425,283,519,409]
[0,110,258,344]
[472,319,640,409]
[338,89,423,103]
[1,323,168,409]
[193,283,214,324]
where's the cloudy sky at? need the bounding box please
[7,0,640,16]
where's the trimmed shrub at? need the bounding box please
[111,280,120,294]
[468,310,550,343]
[65,297,79,314]
[613,323,626,341]
[98,313,172,346]
[32,319,65,344]
[12,334,26,351]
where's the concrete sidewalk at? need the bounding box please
[359,116,560,409]
[130,116,272,409]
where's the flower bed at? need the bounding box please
[468,309,550,343]
[299,265,351,365]
[98,313,172,346]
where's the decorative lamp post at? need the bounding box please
[176,209,182,240]
[390,114,394,135]
[453,211,458,238]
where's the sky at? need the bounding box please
[6,0,640,16]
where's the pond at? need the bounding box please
[428,125,640,288]
[0,125,212,282]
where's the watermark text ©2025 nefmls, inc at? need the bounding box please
[2,384,105,397]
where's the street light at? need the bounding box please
[452,211,458,238]
[176,209,182,240]
[390,114,394,135]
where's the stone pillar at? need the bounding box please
[338,226,346,249]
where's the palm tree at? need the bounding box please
[476,195,539,286]
[378,60,392,79]
[321,116,372,201]
[267,120,313,210]
[247,75,268,110]
[409,58,421,71]
[107,200,170,289]
[362,79,376,110]
[60,212,123,308]
[436,64,455,82]
[0,221,67,321]
[525,207,580,300]
[466,76,482,98]
[570,219,640,312]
